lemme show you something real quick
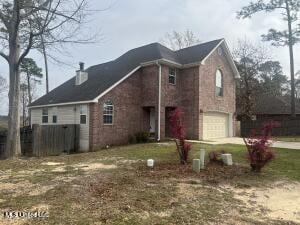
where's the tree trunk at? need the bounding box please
[6,53,21,158]
[243,61,253,119]
[286,1,296,117]
[41,35,49,94]
[5,1,22,158]
[26,72,31,125]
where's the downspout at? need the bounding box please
[156,61,162,141]
[198,64,203,140]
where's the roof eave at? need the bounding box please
[140,59,201,68]
[28,99,98,109]
[200,39,240,79]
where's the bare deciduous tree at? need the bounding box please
[160,29,201,50]
[0,0,94,158]
[233,39,270,119]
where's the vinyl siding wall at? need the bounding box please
[30,104,89,151]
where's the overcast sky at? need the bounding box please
[0,0,299,115]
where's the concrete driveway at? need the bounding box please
[189,137,300,150]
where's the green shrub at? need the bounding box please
[135,132,150,143]
[128,135,136,144]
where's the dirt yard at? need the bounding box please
[0,142,299,225]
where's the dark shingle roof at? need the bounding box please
[253,95,300,115]
[30,39,223,107]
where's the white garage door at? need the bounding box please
[203,112,229,139]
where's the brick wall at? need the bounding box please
[89,64,202,148]
[141,66,158,107]
[158,65,200,140]
[178,67,200,139]
[199,49,236,139]
[89,70,144,149]
[89,47,237,149]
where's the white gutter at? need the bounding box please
[140,58,199,69]
[156,61,162,141]
[28,99,97,109]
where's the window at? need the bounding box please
[42,108,48,123]
[103,100,114,125]
[80,105,87,124]
[215,69,223,97]
[52,115,57,123]
[80,115,86,124]
[168,68,176,85]
[52,107,57,123]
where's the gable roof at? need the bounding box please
[252,95,300,115]
[30,38,237,108]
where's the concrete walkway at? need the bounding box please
[188,137,300,150]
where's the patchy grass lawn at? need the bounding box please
[0,142,299,225]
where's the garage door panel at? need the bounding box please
[203,113,228,139]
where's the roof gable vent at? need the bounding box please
[75,62,88,85]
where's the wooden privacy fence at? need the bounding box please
[0,124,80,158]
[0,131,6,158]
[30,124,80,157]
[241,119,300,137]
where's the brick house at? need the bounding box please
[29,39,240,151]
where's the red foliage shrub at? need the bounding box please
[169,108,191,164]
[243,121,279,173]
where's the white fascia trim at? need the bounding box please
[28,100,97,109]
[201,39,224,65]
[30,66,142,109]
[182,62,201,68]
[201,39,240,79]
[141,58,201,69]
[222,41,241,79]
[93,65,142,102]
[159,58,182,67]
[140,58,182,68]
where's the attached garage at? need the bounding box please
[203,112,229,139]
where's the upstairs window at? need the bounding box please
[80,105,87,124]
[42,108,48,123]
[216,69,223,97]
[103,100,114,125]
[168,68,176,85]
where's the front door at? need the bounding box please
[150,108,155,133]
[165,107,176,137]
